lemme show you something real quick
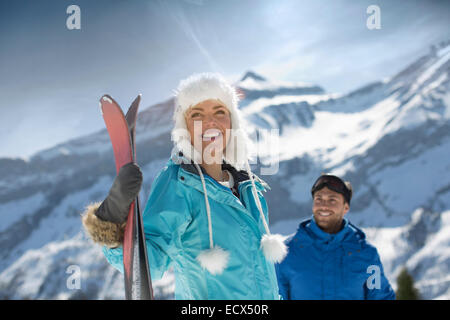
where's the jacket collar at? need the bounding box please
[299,216,351,245]
[180,162,250,190]
[173,160,249,213]
[172,151,269,191]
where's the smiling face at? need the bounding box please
[312,186,350,234]
[185,99,232,164]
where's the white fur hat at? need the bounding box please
[171,72,251,170]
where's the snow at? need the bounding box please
[32,131,112,161]
[363,208,450,299]
[423,72,447,95]
[241,94,335,115]
[239,76,317,91]
[282,171,318,205]
[406,210,450,299]
[0,193,47,233]
[32,107,174,162]
[369,137,450,215]
[410,49,450,94]
[246,91,408,171]
[0,175,113,273]
[363,225,406,282]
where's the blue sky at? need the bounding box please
[1,0,449,159]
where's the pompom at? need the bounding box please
[196,246,230,275]
[260,233,288,263]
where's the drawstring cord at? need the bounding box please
[244,161,271,236]
[194,163,214,249]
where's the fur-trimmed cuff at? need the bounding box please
[81,202,126,248]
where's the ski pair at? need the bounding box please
[100,94,153,300]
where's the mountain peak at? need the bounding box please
[240,71,267,82]
[237,71,325,101]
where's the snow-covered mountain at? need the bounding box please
[0,40,449,300]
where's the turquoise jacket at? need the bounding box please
[276,217,396,300]
[103,158,280,300]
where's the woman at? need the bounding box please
[82,73,287,299]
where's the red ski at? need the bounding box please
[100,94,153,300]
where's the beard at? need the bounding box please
[313,209,346,234]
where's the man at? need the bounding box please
[276,174,395,300]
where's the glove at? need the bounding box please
[95,162,143,224]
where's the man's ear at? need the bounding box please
[343,202,350,215]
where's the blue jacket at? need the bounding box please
[103,158,279,300]
[276,217,395,300]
